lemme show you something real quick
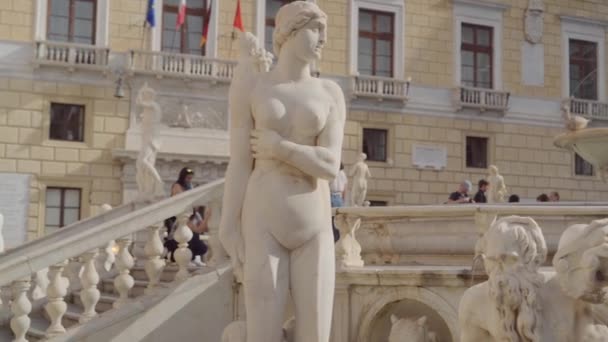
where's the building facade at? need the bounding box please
[0,0,607,243]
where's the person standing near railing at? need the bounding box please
[163,167,210,266]
[329,163,347,242]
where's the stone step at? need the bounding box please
[131,264,204,282]
[100,278,154,297]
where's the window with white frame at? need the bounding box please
[453,0,507,89]
[358,9,394,77]
[349,0,403,79]
[162,0,209,55]
[45,187,81,230]
[35,0,109,46]
[561,16,606,101]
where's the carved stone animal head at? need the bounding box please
[388,315,437,342]
[554,219,608,303]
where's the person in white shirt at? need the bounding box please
[330,163,348,207]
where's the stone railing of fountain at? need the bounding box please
[0,178,226,341]
[333,203,608,267]
[331,204,608,342]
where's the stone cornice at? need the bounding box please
[452,0,511,11]
[560,15,608,27]
[112,149,228,165]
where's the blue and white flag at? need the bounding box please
[146,0,155,27]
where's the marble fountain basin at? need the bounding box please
[554,128,608,179]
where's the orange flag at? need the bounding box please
[233,0,244,32]
[199,1,212,47]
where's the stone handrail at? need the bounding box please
[351,75,409,102]
[454,86,510,112]
[129,50,236,82]
[0,178,225,340]
[333,204,608,268]
[566,97,608,121]
[34,40,110,69]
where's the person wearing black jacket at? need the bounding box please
[474,179,489,203]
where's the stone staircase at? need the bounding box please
[0,263,206,341]
[0,179,228,342]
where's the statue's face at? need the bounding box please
[483,229,522,275]
[291,18,327,62]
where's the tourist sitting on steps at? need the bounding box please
[165,206,210,266]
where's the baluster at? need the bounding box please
[144,224,166,293]
[65,257,82,293]
[79,250,100,323]
[184,56,192,75]
[113,237,134,308]
[207,199,228,267]
[97,240,116,277]
[173,212,193,282]
[30,268,48,301]
[1,285,11,312]
[10,278,31,342]
[45,260,69,338]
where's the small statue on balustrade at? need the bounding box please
[350,153,372,206]
[486,165,507,203]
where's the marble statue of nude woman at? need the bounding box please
[219,2,346,342]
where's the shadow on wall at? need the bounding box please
[370,298,452,342]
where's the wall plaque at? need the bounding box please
[412,144,447,170]
[0,173,30,249]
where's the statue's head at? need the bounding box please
[488,165,498,176]
[137,82,156,103]
[553,219,608,304]
[479,216,546,342]
[358,153,367,162]
[273,1,327,61]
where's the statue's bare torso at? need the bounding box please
[243,75,336,250]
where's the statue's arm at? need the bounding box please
[219,90,253,267]
[458,289,491,342]
[274,81,346,180]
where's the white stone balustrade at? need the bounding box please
[206,199,228,267]
[564,97,608,121]
[173,213,193,282]
[79,250,100,323]
[454,86,510,112]
[113,237,134,309]
[34,41,110,70]
[129,50,236,82]
[10,278,31,342]
[334,204,608,266]
[144,224,166,294]
[0,179,225,340]
[351,75,409,102]
[45,260,69,338]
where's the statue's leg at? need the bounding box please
[290,230,335,342]
[244,227,290,342]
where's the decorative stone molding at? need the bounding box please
[525,0,545,44]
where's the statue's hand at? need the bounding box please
[250,129,282,160]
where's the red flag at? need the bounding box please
[200,1,212,47]
[176,0,186,29]
[233,0,244,32]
